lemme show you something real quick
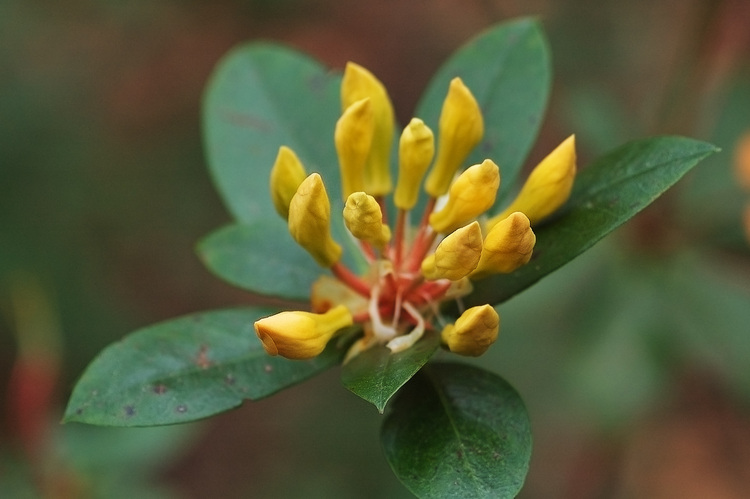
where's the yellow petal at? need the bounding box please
[269,146,307,219]
[424,77,484,198]
[335,98,374,201]
[343,192,391,250]
[488,135,576,227]
[421,221,482,281]
[472,212,535,278]
[310,275,369,316]
[441,304,499,357]
[395,118,435,210]
[342,62,395,196]
[254,305,353,359]
[288,173,342,268]
[429,159,500,234]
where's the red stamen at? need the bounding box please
[393,209,407,271]
[331,262,371,298]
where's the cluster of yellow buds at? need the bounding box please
[255,62,577,361]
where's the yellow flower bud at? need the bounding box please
[269,146,307,219]
[343,192,391,250]
[254,305,353,360]
[288,173,342,268]
[424,77,484,198]
[395,118,435,210]
[335,98,375,201]
[421,221,482,281]
[472,212,535,278]
[488,135,576,228]
[342,62,395,196]
[441,304,499,357]
[429,159,500,234]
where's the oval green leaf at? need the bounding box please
[416,18,551,205]
[341,331,441,413]
[203,43,342,223]
[64,308,345,426]
[197,220,320,301]
[467,136,720,307]
[382,362,532,499]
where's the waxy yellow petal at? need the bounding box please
[441,304,499,357]
[343,192,391,250]
[429,159,500,234]
[421,221,482,281]
[395,118,435,210]
[288,173,342,268]
[269,146,307,219]
[472,212,535,278]
[335,98,374,201]
[254,305,353,360]
[342,62,395,196]
[488,135,576,227]
[424,77,484,198]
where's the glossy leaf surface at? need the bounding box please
[382,363,532,499]
[341,332,441,413]
[64,308,345,426]
[468,136,719,306]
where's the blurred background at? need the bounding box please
[2,0,750,497]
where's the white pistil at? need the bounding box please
[386,302,425,353]
[369,284,397,342]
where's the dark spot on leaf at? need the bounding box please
[196,345,211,369]
[220,109,273,132]
[225,374,236,385]
[75,408,83,415]
[456,450,463,459]
[264,364,273,373]
[176,404,188,414]
[153,384,168,394]
[124,405,136,417]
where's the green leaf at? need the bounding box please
[197,220,320,300]
[416,18,551,205]
[382,363,532,499]
[341,331,441,413]
[64,308,345,426]
[468,136,720,306]
[201,43,367,281]
[203,43,341,223]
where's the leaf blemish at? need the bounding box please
[225,374,236,385]
[264,364,273,373]
[124,405,136,417]
[153,384,168,394]
[220,109,272,132]
[176,404,188,414]
[196,345,211,369]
